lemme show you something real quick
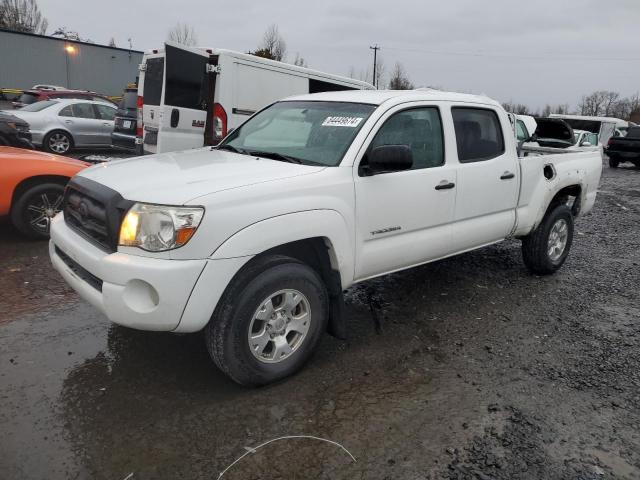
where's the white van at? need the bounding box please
[137,42,374,154]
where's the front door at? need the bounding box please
[450,106,519,251]
[157,42,210,153]
[354,105,457,280]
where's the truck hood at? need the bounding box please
[77,147,326,205]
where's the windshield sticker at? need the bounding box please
[322,116,364,127]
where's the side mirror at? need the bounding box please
[581,141,592,147]
[367,145,413,175]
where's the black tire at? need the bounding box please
[11,182,65,239]
[609,156,619,168]
[205,255,328,386]
[522,204,574,275]
[43,130,73,155]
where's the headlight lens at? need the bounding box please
[118,203,204,251]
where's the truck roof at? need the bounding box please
[283,89,502,108]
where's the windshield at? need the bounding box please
[221,101,376,166]
[20,100,58,112]
[119,90,137,110]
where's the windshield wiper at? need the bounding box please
[216,144,247,154]
[247,150,304,164]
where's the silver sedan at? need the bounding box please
[6,99,117,154]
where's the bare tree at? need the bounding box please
[0,0,48,34]
[388,62,413,90]
[167,22,198,46]
[292,52,307,67]
[253,24,287,61]
[374,57,385,89]
[108,37,116,47]
[503,101,530,115]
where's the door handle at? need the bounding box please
[103,122,111,126]
[435,181,456,190]
[64,120,73,124]
[500,171,515,180]
[170,108,179,128]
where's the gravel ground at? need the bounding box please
[0,161,639,480]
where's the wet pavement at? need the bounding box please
[1,162,639,480]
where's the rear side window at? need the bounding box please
[95,104,116,120]
[164,45,207,110]
[516,120,529,141]
[71,103,96,119]
[59,105,73,117]
[144,58,164,106]
[452,107,505,162]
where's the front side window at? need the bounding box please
[452,107,505,162]
[221,101,376,167]
[71,103,96,119]
[365,107,444,170]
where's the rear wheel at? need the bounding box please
[11,182,65,239]
[522,204,574,275]
[205,255,328,386]
[608,156,619,168]
[44,130,73,154]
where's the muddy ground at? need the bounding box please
[1,162,639,480]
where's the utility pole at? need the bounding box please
[369,44,380,89]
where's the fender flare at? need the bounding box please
[211,209,355,288]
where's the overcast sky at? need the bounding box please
[37,0,640,111]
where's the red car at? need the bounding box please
[12,89,116,109]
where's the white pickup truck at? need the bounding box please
[50,90,602,386]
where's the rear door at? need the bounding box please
[140,54,165,154]
[93,104,117,145]
[156,42,210,153]
[450,106,520,251]
[65,102,104,146]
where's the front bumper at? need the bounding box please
[49,214,251,332]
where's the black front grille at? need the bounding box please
[63,177,134,252]
[55,246,103,292]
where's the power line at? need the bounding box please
[381,45,640,62]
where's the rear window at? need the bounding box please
[20,100,58,112]
[164,45,208,110]
[452,107,505,162]
[144,58,164,106]
[121,90,137,109]
[626,127,640,139]
[17,92,41,105]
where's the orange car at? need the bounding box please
[0,147,89,238]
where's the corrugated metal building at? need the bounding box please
[0,29,143,96]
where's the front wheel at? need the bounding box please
[11,182,65,238]
[609,156,619,168]
[205,255,328,386]
[522,204,574,275]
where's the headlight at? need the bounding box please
[118,203,204,251]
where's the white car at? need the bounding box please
[50,90,602,386]
[8,99,117,154]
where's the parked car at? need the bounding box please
[12,89,117,109]
[0,146,88,238]
[606,126,640,168]
[572,130,599,148]
[111,86,138,152]
[0,111,34,148]
[137,42,373,154]
[6,99,117,154]
[49,89,602,386]
[31,84,67,91]
[549,114,628,146]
